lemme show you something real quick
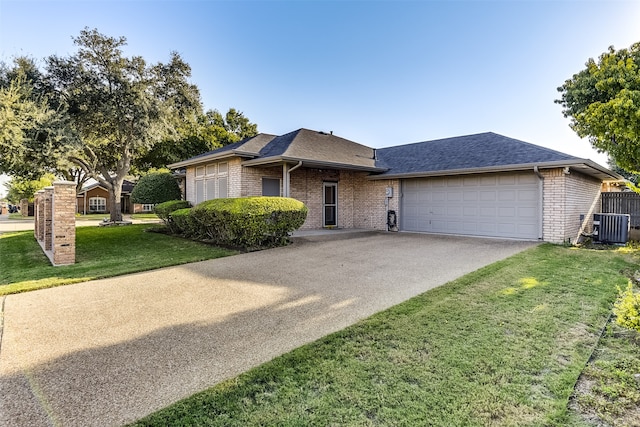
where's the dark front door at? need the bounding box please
[323,182,337,227]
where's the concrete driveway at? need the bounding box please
[0,232,536,426]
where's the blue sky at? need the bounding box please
[1,0,639,197]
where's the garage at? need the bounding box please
[401,172,541,239]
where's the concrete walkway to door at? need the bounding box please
[0,232,536,427]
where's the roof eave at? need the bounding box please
[242,156,388,173]
[368,159,622,181]
[168,150,260,169]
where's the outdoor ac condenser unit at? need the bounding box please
[593,213,630,244]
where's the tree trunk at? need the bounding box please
[108,178,124,222]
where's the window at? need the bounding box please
[195,180,205,204]
[218,177,228,198]
[206,178,216,200]
[262,178,280,196]
[142,204,155,212]
[195,162,230,202]
[89,197,107,213]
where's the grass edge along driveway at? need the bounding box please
[131,244,636,427]
[0,224,236,295]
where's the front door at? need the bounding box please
[323,182,338,227]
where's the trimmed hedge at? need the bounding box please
[185,197,307,249]
[154,200,192,232]
[170,207,197,237]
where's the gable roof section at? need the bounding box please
[167,133,277,168]
[243,129,386,172]
[373,132,620,181]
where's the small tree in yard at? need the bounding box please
[130,172,181,205]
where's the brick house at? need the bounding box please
[168,129,621,244]
[76,180,144,215]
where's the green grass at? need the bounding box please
[570,321,640,426]
[0,224,236,295]
[130,213,159,219]
[130,244,637,427]
[7,213,29,220]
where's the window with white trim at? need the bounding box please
[89,197,107,213]
[142,204,155,212]
[194,161,229,202]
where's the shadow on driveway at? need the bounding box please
[0,232,537,426]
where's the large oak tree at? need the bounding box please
[44,28,202,221]
[556,42,640,173]
[1,29,258,221]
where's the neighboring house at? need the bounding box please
[168,129,622,244]
[76,180,152,214]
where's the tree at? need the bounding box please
[0,71,74,180]
[44,28,202,222]
[0,58,89,191]
[134,108,258,171]
[556,42,640,173]
[4,174,55,203]
[130,172,181,204]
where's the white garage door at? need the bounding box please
[401,172,540,239]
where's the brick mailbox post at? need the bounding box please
[34,181,76,266]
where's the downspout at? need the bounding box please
[284,161,303,197]
[534,166,544,240]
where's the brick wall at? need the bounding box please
[185,166,195,204]
[241,164,283,197]
[541,168,602,244]
[353,176,400,230]
[564,171,602,242]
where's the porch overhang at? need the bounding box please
[242,156,388,173]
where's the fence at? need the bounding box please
[601,192,640,228]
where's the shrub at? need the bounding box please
[131,172,182,204]
[613,281,640,332]
[154,200,191,232]
[170,208,197,236]
[188,197,307,249]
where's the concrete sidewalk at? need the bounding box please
[0,232,536,426]
[0,214,160,234]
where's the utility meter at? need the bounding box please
[385,187,393,197]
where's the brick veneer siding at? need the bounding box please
[541,168,602,244]
[185,162,400,230]
[354,176,400,230]
[241,164,283,197]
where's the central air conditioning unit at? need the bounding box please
[593,213,630,244]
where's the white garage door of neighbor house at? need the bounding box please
[401,172,540,240]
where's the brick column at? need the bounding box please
[52,181,76,266]
[43,187,54,251]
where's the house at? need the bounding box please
[76,179,150,214]
[168,129,622,244]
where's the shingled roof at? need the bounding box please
[243,129,385,171]
[369,132,619,180]
[169,129,619,181]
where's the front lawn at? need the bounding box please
[0,224,236,295]
[131,244,637,426]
